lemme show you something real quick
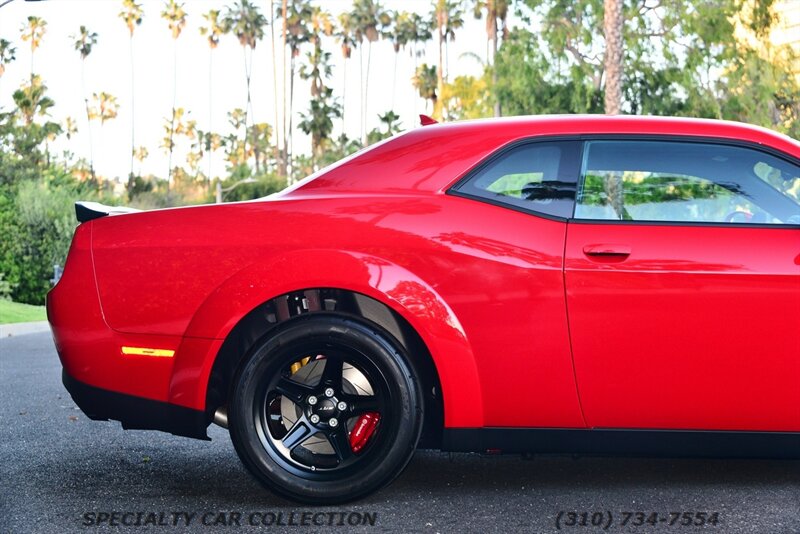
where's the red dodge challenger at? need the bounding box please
[47,115,800,503]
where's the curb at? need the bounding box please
[0,321,51,338]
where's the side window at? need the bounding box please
[453,141,582,219]
[575,141,800,225]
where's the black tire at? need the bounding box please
[228,313,424,504]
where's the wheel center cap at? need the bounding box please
[314,399,337,417]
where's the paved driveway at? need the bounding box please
[2,332,798,533]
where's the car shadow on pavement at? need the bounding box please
[34,442,800,506]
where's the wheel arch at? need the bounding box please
[168,249,484,433]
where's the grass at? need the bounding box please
[0,299,47,324]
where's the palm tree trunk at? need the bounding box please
[603,0,623,115]
[364,42,372,144]
[129,35,136,183]
[490,16,500,117]
[208,46,213,185]
[243,45,253,170]
[270,0,281,176]
[81,58,95,181]
[168,40,177,191]
[437,18,444,116]
[280,0,288,179]
[341,56,347,136]
[359,46,365,144]
[288,52,296,180]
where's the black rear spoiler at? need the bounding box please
[75,201,141,223]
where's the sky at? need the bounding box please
[0,0,499,181]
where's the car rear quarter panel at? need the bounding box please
[91,192,584,429]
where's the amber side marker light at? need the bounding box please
[121,346,175,358]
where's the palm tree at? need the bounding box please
[350,0,389,144]
[269,1,281,176]
[388,11,413,109]
[89,92,120,126]
[473,0,508,116]
[63,116,78,140]
[88,91,119,183]
[336,13,358,135]
[72,26,98,180]
[161,0,187,187]
[279,0,288,178]
[160,106,187,182]
[0,39,16,96]
[603,0,623,114]
[119,0,144,182]
[279,0,312,177]
[298,89,341,168]
[200,9,224,180]
[20,16,46,81]
[408,13,432,114]
[0,39,15,79]
[12,75,54,125]
[222,0,266,166]
[133,145,149,177]
[413,63,438,113]
[432,0,464,114]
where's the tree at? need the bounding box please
[268,0,281,177]
[366,110,401,144]
[222,0,267,169]
[498,0,799,137]
[603,0,623,114]
[0,39,16,84]
[472,0,509,116]
[407,13,433,114]
[350,0,389,144]
[299,19,340,167]
[161,0,187,189]
[199,9,224,181]
[413,63,438,113]
[20,16,46,81]
[388,11,413,108]
[432,0,464,117]
[278,0,312,178]
[336,12,358,135]
[72,26,98,180]
[13,75,55,126]
[119,0,144,183]
[89,92,120,126]
[441,72,492,119]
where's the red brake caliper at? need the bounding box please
[348,412,380,453]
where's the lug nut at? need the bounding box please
[324,388,335,398]
[337,401,347,411]
[329,418,338,428]
[307,396,318,406]
[310,414,320,424]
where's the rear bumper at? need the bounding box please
[63,368,209,440]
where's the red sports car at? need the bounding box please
[48,115,800,503]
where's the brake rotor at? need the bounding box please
[279,356,374,455]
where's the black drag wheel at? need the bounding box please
[228,313,424,504]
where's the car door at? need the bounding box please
[564,139,800,432]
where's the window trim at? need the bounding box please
[572,135,800,229]
[446,133,800,229]
[446,136,585,222]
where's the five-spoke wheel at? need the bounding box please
[228,314,423,503]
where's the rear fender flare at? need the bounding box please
[172,249,484,427]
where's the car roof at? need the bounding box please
[284,115,800,197]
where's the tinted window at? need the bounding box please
[575,141,800,225]
[454,141,582,219]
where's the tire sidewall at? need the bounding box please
[229,313,423,504]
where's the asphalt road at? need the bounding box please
[1,332,799,534]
